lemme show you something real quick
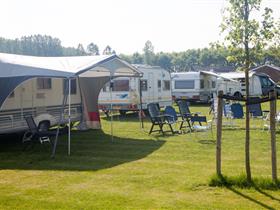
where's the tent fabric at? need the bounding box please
[0,53,141,128]
[79,77,111,129]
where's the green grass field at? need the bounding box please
[0,103,280,209]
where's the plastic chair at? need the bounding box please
[177,100,201,132]
[230,103,244,119]
[147,103,174,134]
[164,106,182,133]
[23,116,57,144]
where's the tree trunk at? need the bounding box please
[269,90,277,182]
[216,91,223,176]
[244,0,252,182]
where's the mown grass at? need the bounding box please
[0,102,280,209]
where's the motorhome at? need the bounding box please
[171,71,242,103]
[0,78,82,134]
[98,64,172,115]
[220,72,280,97]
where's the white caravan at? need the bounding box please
[171,71,242,102]
[220,72,280,97]
[0,78,82,134]
[98,64,172,114]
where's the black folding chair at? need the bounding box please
[177,100,204,132]
[147,103,174,134]
[23,116,57,145]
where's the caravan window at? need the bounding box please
[37,78,52,89]
[158,80,162,91]
[212,81,216,88]
[200,80,205,88]
[140,80,148,91]
[163,80,170,91]
[112,80,129,91]
[63,79,77,95]
[175,80,195,89]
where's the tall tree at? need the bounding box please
[143,40,155,65]
[77,43,86,55]
[221,0,276,182]
[87,42,99,55]
[103,45,115,55]
[131,52,144,64]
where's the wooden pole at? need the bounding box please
[244,0,252,182]
[216,91,223,176]
[269,90,277,182]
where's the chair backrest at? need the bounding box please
[164,106,177,122]
[177,100,191,117]
[147,103,161,121]
[231,103,244,119]
[24,116,39,134]
[248,103,262,117]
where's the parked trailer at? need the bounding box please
[220,72,280,97]
[98,64,172,115]
[171,71,242,102]
[0,77,82,134]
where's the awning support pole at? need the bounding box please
[51,79,69,158]
[68,78,71,156]
[139,79,144,129]
[110,73,114,142]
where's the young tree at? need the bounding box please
[77,43,87,56]
[221,0,276,182]
[143,40,155,65]
[103,45,115,55]
[87,42,99,55]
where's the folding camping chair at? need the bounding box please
[177,100,204,132]
[248,102,269,128]
[23,116,57,145]
[164,106,181,133]
[147,103,174,134]
[230,103,244,119]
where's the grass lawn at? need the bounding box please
[0,103,280,209]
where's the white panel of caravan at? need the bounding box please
[98,65,172,115]
[171,72,216,102]
[171,71,242,102]
[0,78,82,134]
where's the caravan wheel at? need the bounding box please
[119,110,127,116]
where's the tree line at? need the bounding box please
[0,34,114,57]
[0,34,279,72]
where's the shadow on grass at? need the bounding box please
[0,130,165,171]
[209,174,280,209]
[101,112,149,122]
[227,187,276,210]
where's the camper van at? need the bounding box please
[171,71,242,103]
[98,64,172,115]
[0,78,82,134]
[220,72,280,97]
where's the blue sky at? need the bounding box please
[1,0,280,54]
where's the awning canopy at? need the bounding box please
[0,53,141,109]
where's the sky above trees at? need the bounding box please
[1,0,280,54]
